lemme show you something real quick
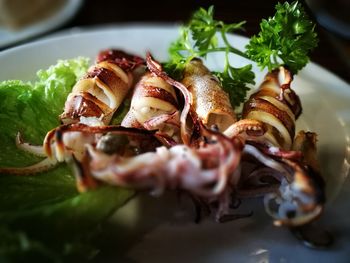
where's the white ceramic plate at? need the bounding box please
[0,25,349,263]
[0,0,82,48]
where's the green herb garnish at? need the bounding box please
[166,1,318,106]
[246,1,318,73]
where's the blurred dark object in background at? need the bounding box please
[305,0,350,82]
[0,0,66,30]
[305,0,350,39]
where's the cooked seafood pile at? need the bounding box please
[0,49,325,227]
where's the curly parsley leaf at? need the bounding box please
[246,1,318,73]
[189,6,218,53]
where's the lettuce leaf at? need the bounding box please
[0,58,134,261]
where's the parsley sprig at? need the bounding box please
[246,1,318,73]
[165,1,318,107]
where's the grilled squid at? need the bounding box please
[241,67,301,149]
[61,49,144,125]
[181,59,236,132]
[145,53,193,144]
[122,71,180,140]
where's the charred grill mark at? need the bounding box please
[282,88,302,118]
[62,93,107,120]
[135,85,179,108]
[86,66,128,96]
[243,98,295,139]
[253,83,301,119]
[265,68,302,118]
[239,67,303,149]
[85,67,104,79]
[252,87,278,99]
[43,129,56,158]
[96,49,145,71]
[61,59,132,124]
[88,67,122,88]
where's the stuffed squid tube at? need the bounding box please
[181,59,236,132]
[61,49,144,125]
[241,66,301,149]
[123,71,180,140]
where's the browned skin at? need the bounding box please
[60,49,145,125]
[60,62,130,124]
[292,131,320,173]
[260,69,302,118]
[239,67,302,149]
[146,53,192,145]
[243,98,295,140]
[132,84,179,109]
[62,92,107,121]
[85,66,129,99]
[96,49,145,72]
[182,59,236,132]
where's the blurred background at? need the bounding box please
[0,0,349,82]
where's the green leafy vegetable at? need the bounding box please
[165,6,253,106]
[0,58,134,262]
[246,1,318,73]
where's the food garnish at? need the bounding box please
[246,1,319,73]
[166,1,317,106]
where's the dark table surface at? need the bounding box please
[2,0,350,83]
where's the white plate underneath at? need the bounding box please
[0,25,349,263]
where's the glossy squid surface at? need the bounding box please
[122,71,180,140]
[182,59,237,132]
[242,67,302,149]
[61,49,144,125]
